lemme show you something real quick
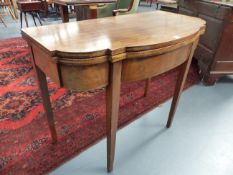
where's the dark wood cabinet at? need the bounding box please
[178,0,233,85]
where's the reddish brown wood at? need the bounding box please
[166,39,199,128]
[22,11,205,171]
[89,5,98,19]
[144,78,151,97]
[35,65,58,143]
[106,61,122,172]
[29,46,58,143]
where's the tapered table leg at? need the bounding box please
[20,12,22,28]
[166,39,199,128]
[106,61,122,172]
[28,46,58,143]
[35,65,58,143]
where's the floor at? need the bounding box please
[1,3,233,175]
[49,77,233,175]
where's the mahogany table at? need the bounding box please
[21,11,205,172]
[55,0,116,22]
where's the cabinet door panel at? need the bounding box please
[215,12,233,62]
[196,1,230,20]
[198,14,224,52]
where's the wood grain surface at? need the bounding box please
[22,11,205,56]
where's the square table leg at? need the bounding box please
[29,46,58,143]
[106,61,122,172]
[166,39,199,128]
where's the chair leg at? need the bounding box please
[20,12,22,28]
[166,39,199,128]
[7,6,17,20]
[0,14,7,27]
[36,12,42,25]
[106,61,122,172]
[24,12,29,27]
[31,12,37,26]
[10,0,18,19]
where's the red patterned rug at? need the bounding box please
[0,37,200,175]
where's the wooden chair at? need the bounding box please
[95,3,116,18]
[96,0,140,18]
[0,0,17,20]
[0,13,7,27]
[113,0,140,16]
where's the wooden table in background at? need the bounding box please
[17,1,43,28]
[21,11,205,172]
[55,0,116,22]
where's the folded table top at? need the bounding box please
[21,11,206,60]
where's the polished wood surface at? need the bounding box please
[54,0,116,22]
[22,11,205,54]
[22,11,205,172]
